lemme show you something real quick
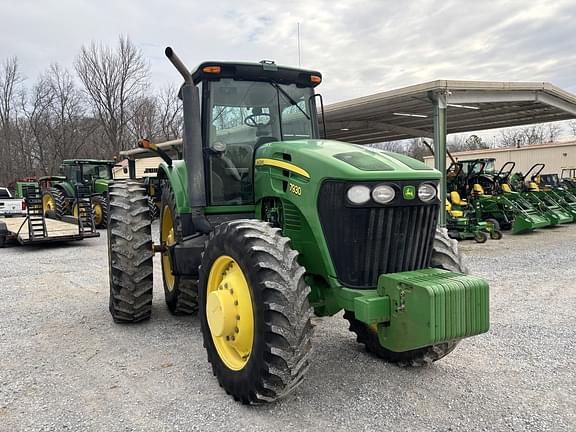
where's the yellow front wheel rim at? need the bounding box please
[93,203,103,225]
[161,205,176,291]
[43,195,55,212]
[207,255,254,371]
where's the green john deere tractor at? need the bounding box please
[107,48,490,404]
[41,159,115,228]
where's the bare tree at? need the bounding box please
[368,140,406,154]
[75,36,149,156]
[407,138,432,161]
[569,120,576,137]
[447,135,467,152]
[157,84,183,141]
[126,95,159,143]
[0,56,24,184]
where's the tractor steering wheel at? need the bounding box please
[244,113,271,127]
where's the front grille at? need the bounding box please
[317,181,439,288]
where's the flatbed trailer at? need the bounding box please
[0,184,99,247]
[0,216,99,246]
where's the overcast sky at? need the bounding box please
[1,0,575,105]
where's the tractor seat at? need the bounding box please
[450,191,467,206]
[473,183,486,195]
[528,182,540,192]
[501,183,512,193]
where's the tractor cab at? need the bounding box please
[450,159,494,197]
[192,61,322,205]
[59,159,115,193]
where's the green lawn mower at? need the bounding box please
[445,166,501,242]
[107,48,490,404]
[448,159,547,234]
[511,164,573,225]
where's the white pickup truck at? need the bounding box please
[0,187,26,217]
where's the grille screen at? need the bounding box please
[317,181,439,288]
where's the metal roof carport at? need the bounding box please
[322,80,576,224]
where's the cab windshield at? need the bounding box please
[82,164,112,181]
[207,78,317,205]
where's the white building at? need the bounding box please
[423,140,576,174]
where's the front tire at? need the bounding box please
[198,220,314,404]
[108,181,154,323]
[345,227,464,367]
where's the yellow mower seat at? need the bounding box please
[450,191,467,206]
[528,182,540,191]
[501,183,512,193]
[445,200,464,217]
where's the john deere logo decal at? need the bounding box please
[403,185,416,200]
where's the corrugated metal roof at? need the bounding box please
[322,80,576,144]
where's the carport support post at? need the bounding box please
[432,92,448,227]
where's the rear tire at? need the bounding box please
[108,181,154,323]
[345,227,463,367]
[160,183,198,315]
[198,220,314,404]
[42,188,65,218]
[485,218,500,231]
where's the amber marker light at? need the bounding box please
[310,75,322,84]
[203,66,222,74]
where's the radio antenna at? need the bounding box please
[297,22,301,66]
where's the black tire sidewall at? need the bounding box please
[198,226,267,399]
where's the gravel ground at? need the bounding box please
[1,222,575,431]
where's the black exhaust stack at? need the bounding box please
[165,47,211,234]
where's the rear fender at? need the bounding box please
[158,160,190,214]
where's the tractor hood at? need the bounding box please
[94,178,112,194]
[255,139,441,182]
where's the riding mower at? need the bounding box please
[511,164,573,225]
[445,165,501,242]
[106,48,490,404]
[447,159,547,234]
[445,194,501,242]
[537,172,576,218]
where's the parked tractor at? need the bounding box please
[107,48,490,404]
[41,159,115,228]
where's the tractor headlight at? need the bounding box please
[347,185,371,204]
[418,183,437,202]
[372,184,395,204]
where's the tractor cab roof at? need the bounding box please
[190,60,322,88]
[62,159,115,165]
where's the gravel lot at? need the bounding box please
[1,222,575,431]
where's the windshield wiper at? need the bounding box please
[269,82,310,120]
